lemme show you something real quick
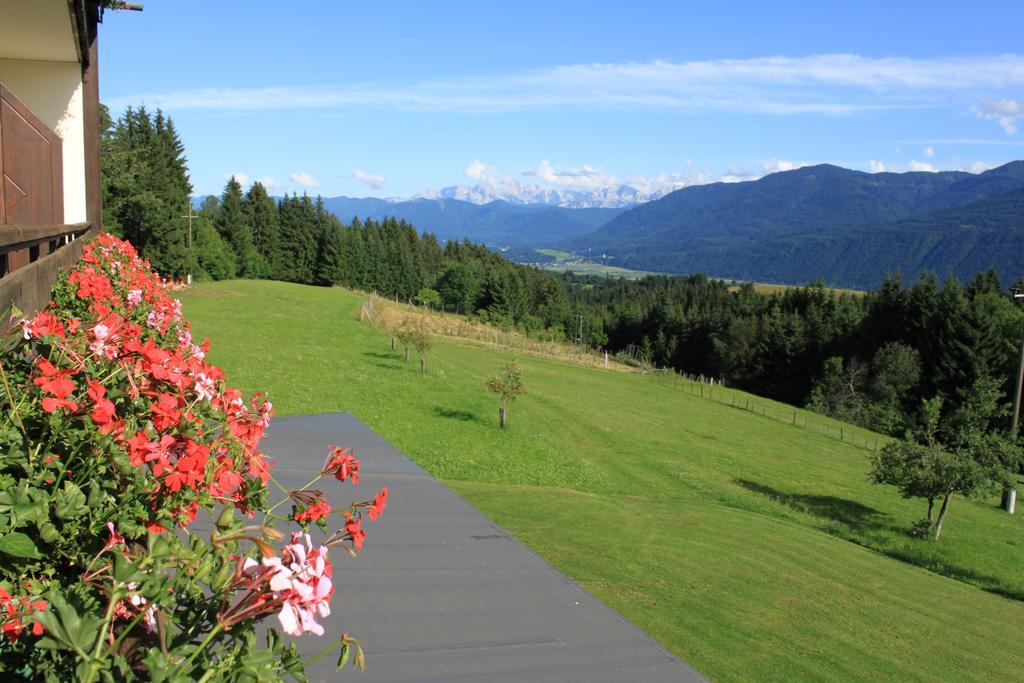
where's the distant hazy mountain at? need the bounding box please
[419,183,657,209]
[569,162,1024,288]
[321,196,626,246]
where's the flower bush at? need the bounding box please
[0,234,386,681]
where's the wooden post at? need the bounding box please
[793,410,797,425]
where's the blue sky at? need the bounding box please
[99,0,1024,199]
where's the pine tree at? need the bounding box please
[101,106,191,277]
[275,194,318,283]
[215,177,263,278]
[241,182,279,276]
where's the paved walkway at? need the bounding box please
[260,413,705,682]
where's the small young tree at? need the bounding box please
[414,287,442,310]
[486,360,525,429]
[411,322,432,374]
[394,319,416,362]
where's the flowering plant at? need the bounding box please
[0,234,386,681]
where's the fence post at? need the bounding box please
[793,410,797,425]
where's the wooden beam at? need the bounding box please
[0,223,90,249]
[82,2,102,228]
[0,226,96,319]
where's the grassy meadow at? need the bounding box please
[180,280,1024,681]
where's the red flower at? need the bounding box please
[294,499,332,522]
[150,392,182,431]
[22,310,64,339]
[86,379,117,430]
[323,446,360,486]
[164,440,209,492]
[0,591,46,641]
[40,376,78,414]
[344,512,366,551]
[367,486,389,521]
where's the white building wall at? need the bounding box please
[0,59,87,224]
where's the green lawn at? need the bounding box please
[180,280,1024,681]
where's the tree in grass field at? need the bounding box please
[411,322,433,374]
[486,360,525,429]
[870,379,1021,540]
[394,319,416,362]
[414,287,442,310]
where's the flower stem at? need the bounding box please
[0,357,28,445]
[183,622,223,672]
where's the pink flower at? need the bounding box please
[242,533,334,637]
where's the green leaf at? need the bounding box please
[37,519,59,544]
[54,481,88,520]
[112,552,144,584]
[0,531,41,558]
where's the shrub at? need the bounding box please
[0,234,387,681]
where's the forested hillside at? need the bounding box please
[571,162,1024,288]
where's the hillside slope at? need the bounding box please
[571,162,1024,287]
[180,280,1024,682]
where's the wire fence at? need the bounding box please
[645,366,886,452]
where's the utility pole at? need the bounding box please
[1005,288,1024,513]
[180,199,197,286]
[576,314,583,345]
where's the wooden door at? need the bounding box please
[0,82,64,226]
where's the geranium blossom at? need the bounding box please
[323,446,360,485]
[368,487,389,521]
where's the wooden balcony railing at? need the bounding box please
[0,223,95,320]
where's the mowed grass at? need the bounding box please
[180,280,1024,681]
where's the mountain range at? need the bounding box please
[568,161,1024,289]
[319,195,626,246]
[415,183,659,208]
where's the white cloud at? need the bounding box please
[524,160,619,192]
[465,159,523,195]
[907,160,938,172]
[628,170,716,194]
[869,160,887,173]
[763,158,808,173]
[972,97,1023,134]
[224,172,250,187]
[258,176,284,193]
[957,160,995,173]
[353,168,386,189]
[106,54,1024,116]
[923,146,935,158]
[290,171,321,189]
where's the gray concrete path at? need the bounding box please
[259,413,705,682]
